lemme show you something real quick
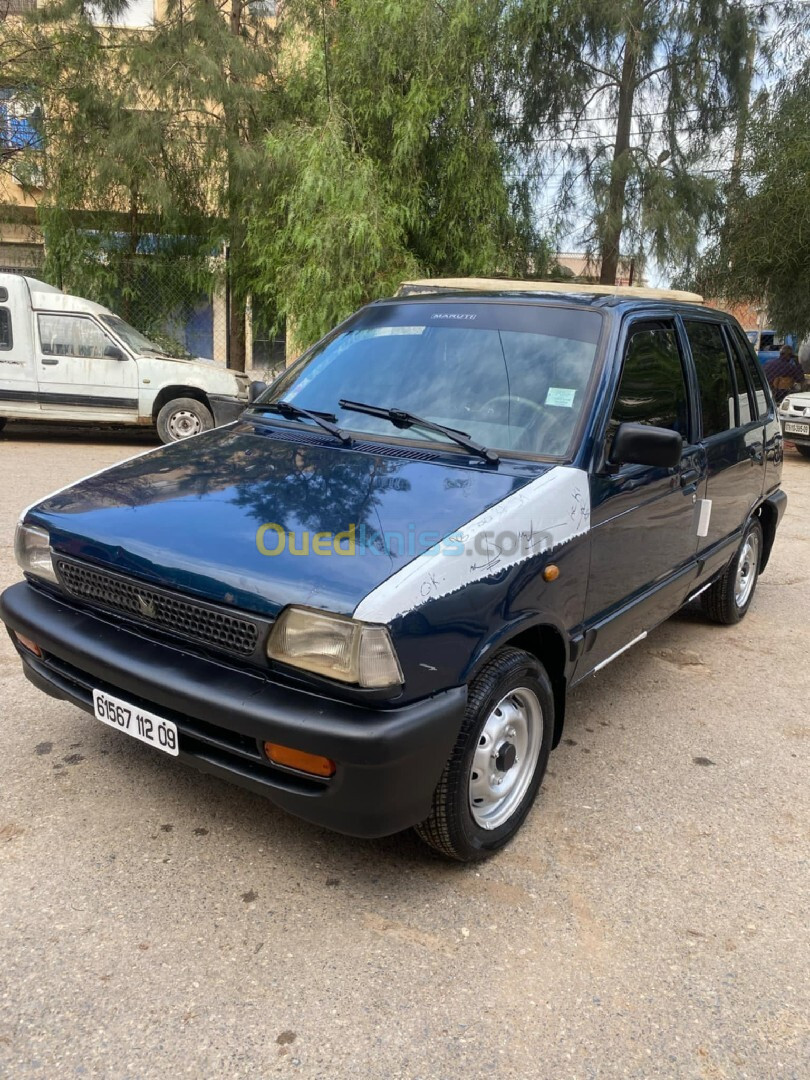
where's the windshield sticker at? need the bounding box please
[353,465,591,622]
[545,387,576,408]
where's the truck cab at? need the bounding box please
[0,274,250,441]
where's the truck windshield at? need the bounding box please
[100,315,163,355]
[256,302,603,458]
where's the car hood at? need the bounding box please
[28,419,549,618]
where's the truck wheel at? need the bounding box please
[415,648,553,862]
[156,397,213,443]
[795,444,810,460]
[702,519,763,625]
[0,418,6,434]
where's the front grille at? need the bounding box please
[54,558,260,657]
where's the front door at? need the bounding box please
[577,318,704,676]
[35,312,139,421]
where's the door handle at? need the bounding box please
[41,358,59,366]
[680,467,701,487]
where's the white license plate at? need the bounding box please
[92,689,179,757]
[784,421,810,436]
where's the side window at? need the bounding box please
[608,324,690,452]
[38,314,115,359]
[684,320,735,438]
[724,327,756,425]
[0,307,11,351]
[730,325,769,418]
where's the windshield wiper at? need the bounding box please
[249,400,352,445]
[339,399,499,464]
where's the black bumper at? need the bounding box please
[209,394,248,427]
[0,582,467,838]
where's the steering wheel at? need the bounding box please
[481,395,546,423]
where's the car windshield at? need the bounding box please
[256,301,603,457]
[100,314,163,355]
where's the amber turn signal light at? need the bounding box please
[264,742,336,778]
[542,564,560,582]
[14,632,42,657]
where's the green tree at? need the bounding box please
[700,65,810,338]
[508,0,757,283]
[246,0,547,349]
[2,0,281,369]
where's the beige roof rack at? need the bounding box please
[397,277,704,304]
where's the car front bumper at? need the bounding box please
[0,582,467,838]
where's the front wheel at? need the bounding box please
[795,444,810,460]
[0,417,6,434]
[415,648,554,862]
[156,397,213,443]
[702,518,763,625]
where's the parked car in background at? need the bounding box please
[778,391,810,458]
[1,279,785,861]
[0,274,250,442]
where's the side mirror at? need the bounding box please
[609,422,683,469]
[249,380,268,403]
[104,345,126,361]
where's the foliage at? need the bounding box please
[1,0,281,368]
[697,66,810,337]
[246,0,548,347]
[506,0,759,282]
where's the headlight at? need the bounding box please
[14,523,58,584]
[779,398,790,412]
[267,606,403,688]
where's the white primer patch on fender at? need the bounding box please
[353,465,590,623]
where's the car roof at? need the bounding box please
[397,277,704,305]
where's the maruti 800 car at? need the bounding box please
[1,279,786,861]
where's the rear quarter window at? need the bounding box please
[0,307,11,350]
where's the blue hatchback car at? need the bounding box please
[2,279,786,860]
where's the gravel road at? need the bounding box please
[1,423,808,1079]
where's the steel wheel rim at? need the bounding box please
[735,531,759,608]
[469,687,543,831]
[168,409,202,440]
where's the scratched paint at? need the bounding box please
[353,466,590,623]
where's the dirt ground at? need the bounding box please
[1,422,808,1079]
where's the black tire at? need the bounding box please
[702,518,763,625]
[156,397,213,444]
[0,417,6,434]
[415,647,554,862]
[795,444,810,460]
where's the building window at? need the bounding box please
[0,89,43,153]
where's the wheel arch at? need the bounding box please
[755,498,778,573]
[152,385,212,421]
[468,621,569,749]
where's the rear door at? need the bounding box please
[580,317,704,675]
[35,312,139,421]
[681,317,765,574]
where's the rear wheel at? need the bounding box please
[415,647,553,862]
[702,519,763,625]
[795,444,810,460]
[156,397,213,443]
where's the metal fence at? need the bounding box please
[0,249,287,374]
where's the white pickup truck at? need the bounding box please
[0,274,251,441]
